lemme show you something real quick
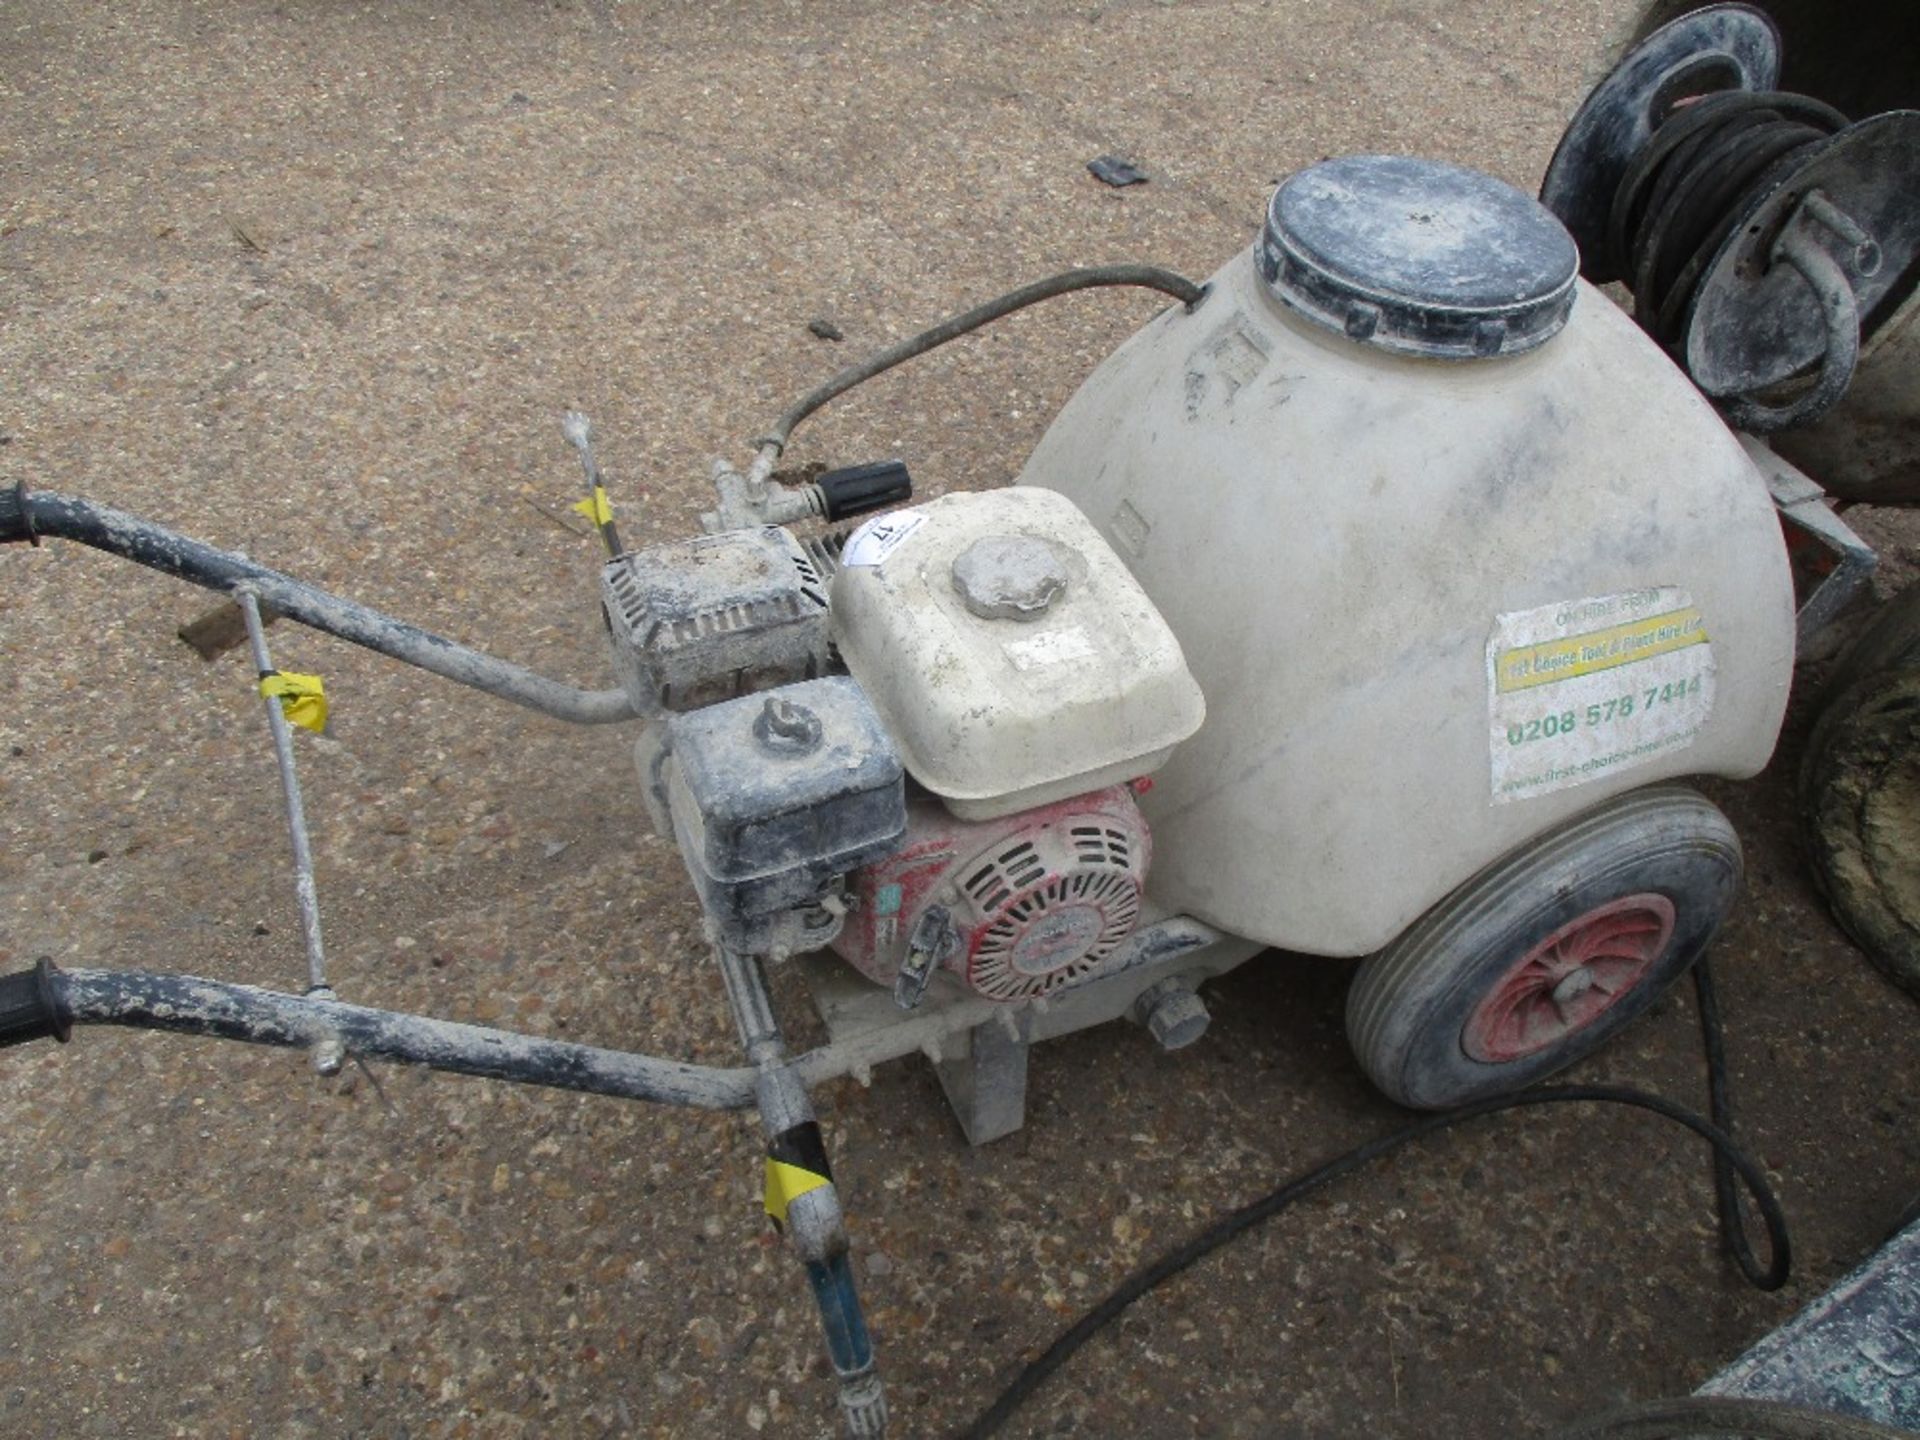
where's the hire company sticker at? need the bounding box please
[1487,587,1715,804]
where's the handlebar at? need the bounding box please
[0,480,34,546]
[0,961,758,1106]
[1,484,637,726]
[0,960,70,1048]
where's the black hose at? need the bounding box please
[956,960,1790,1440]
[754,264,1207,456]
[1606,90,1848,350]
[1547,1397,1916,1440]
[1695,960,1776,1286]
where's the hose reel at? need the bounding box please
[1540,3,1920,433]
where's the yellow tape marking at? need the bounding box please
[259,670,328,733]
[571,486,613,526]
[764,1157,830,1227]
[1495,608,1708,694]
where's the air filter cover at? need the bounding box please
[601,526,830,715]
[1259,154,1580,359]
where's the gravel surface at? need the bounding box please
[4,2,1919,1438]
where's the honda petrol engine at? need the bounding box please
[616,483,1204,998]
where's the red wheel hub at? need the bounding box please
[1462,894,1676,1063]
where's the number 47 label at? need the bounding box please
[1487,587,1716,804]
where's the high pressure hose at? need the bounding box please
[1606,90,1850,351]
[956,961,1798,1439]
[751,264,1207,463]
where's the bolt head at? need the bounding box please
[1142,984,1210,1051]
[1550,965,1597,1011]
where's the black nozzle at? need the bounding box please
[816,461,912,523]
[0,480,37,546]
[0,960,70,1048]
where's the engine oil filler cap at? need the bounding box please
[950,534,1069,621]
[1259,154,1580,359]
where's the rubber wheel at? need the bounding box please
[1346,786,1742,1110]
[1798,665,1920,997]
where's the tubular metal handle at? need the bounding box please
[1722,206,1865,435]
[0,480,36,546]
[0,962,70,1048]
[9,488,637,726]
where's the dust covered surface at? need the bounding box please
[3,2,1919,1437]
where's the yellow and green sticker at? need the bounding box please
[1494,606,1707,694]
[1488,588,1716,804]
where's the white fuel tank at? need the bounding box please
[1020,155,1796,957]
[831,487,1205,820]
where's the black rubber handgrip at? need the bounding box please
[817,461,913,523]
[0,480,36,545]
[0,960,70,1046]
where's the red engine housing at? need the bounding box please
[831,785,1152,1002]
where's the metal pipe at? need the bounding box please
[47,967,761,1110]
[236,589,329,995]
[561,411,624,559]
[19,491,637,726]
[7,919,1223,1096]
[715,946,888,1438]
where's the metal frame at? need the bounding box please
[0,415,1244,1435]
[24,918,1224,1112]
[17,914,1235,1435]
[9,487,638,725]
[1745,435,1880,655]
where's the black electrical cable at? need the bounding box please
[1606,90,1848,349]
[753,264,1207,457]
[955,960,1790,1440]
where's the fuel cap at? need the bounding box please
[950,535,1069,621]
[1258,154,1580,359]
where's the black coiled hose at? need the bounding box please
[1607,89,1848,349]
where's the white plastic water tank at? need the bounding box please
[1020,155,1796,956]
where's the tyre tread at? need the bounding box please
[1797,666,1920,996]
[1346,785,1740,1106]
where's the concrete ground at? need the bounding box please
[3,2,1917,1437]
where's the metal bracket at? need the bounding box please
[932,1013,1030,1146]
[1742,435,1878,657]
[798,923,1259,1145]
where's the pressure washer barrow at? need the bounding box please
[0,88,1910,1428]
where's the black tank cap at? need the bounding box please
[1258,155,1580,360]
